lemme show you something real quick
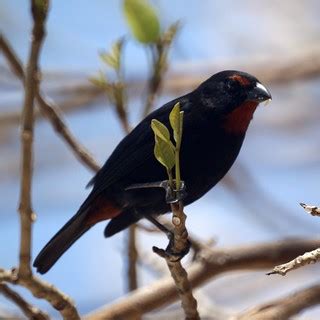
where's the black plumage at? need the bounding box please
[34,70,271,274]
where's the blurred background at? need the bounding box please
[1,0,320,318]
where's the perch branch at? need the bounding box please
[236,284,320,320]
[153,202,199,320]
[0,283,49,320]
[85,238,320,320]
[0,33,100,172]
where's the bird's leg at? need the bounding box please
[144,215,174,240]
[125,180,187,203]
[143,214,190,261]
[127,181,189,261]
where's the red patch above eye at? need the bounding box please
[230,75,250,86]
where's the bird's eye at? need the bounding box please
[225,78,239,91]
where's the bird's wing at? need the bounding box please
[88,95,191,195]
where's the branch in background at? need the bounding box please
[143,22,180,117]
[90,38,130,134]
[127,224,138,292]
[267,203,320,276]
[236,284,320,320]
[0,283,49,320]
[0,33,100,173]
[0,84,103,126]
[91,39,139,292]
[267,247,320,276]
[84,238,320,320]
[0,1,80,319]
[163,46,320,95]
[0,269,79,320]
[18,0,49,280]
[2,47,320,128]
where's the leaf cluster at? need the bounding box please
[151,102,184,187]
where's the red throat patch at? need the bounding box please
[223,101,258,134]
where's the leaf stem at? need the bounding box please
[167,169,173,189]
[175,112,184,190]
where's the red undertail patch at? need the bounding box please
[223,101,258,134]
[85,196,121,226]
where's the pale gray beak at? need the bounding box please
[247,82,272,102]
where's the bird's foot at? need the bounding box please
[153,237,191,262]
[125,180,187,204]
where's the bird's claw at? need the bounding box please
[125,180,187,204]
[153,238,191,262]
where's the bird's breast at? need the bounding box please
[180,128,245,205]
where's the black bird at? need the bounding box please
[34,70,271,274]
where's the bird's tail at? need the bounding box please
[33,208,90,274]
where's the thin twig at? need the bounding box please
[153,203,199,320]
[267,247,320,276]
[117,111,139,293]
[235,284,320,320]
[266,203,320,276]
[0,283,49,320]
[0,33,100,172]
[85,238,320,320]
[0,268,80,320]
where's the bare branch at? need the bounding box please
[0,268,80,320]
[267,203,320,276]
[163,46,320,95]
[235,284,320,320]
[127,224,139,292]
[18,0,49,279]
[85,239,320,320]
[0,283,49,320]
[0,33,100,172]
[267,247,320,276]
[0,2,82,319]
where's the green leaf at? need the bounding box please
[123,0,160,43]
[169,102,181,142]
[151,119,171,142]
[154,135,175,170]
[99,39,124,71]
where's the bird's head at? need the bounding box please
[197,70,272,133]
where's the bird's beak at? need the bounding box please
[247,82,272,103]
